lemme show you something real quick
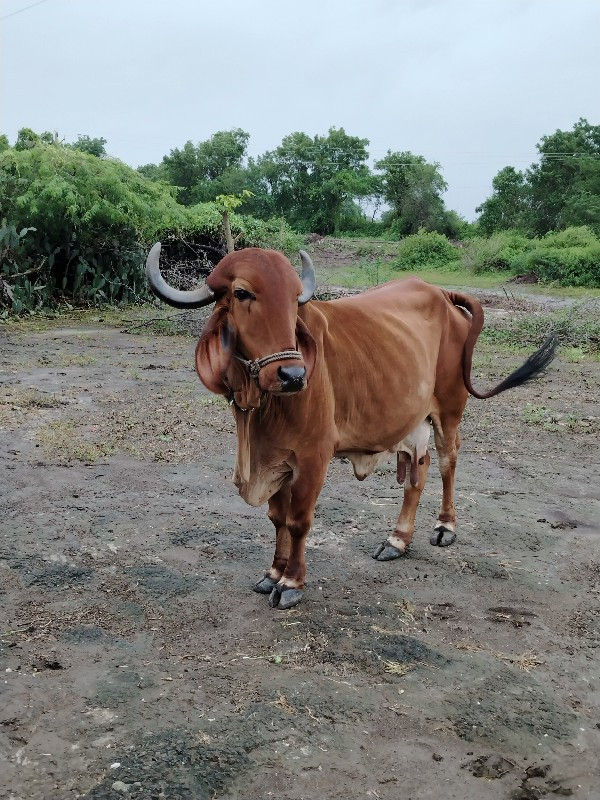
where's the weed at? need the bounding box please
[522,404,548,425]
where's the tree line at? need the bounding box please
[1,119,599,314]
[137,126,465,238]
[135,119,600,238]
[476,119,600,236]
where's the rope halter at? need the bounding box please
[234,349,303,380]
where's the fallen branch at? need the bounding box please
[120,312,191,333]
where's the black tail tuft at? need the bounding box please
[489,333,559,396]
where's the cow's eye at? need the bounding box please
[234,288,255,301]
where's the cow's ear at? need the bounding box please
[195,306,236,395]
[296,317,317,383]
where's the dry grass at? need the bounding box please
[36,420,113,463]
[0,387,66,427]
[455,640,543,672]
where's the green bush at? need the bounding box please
[541,226,598,249]
[0,143,190,311]
[506,227,600,286]
[515,244,600,286]
[460,226,600,286]
[389,230,460,271]
[460,231,534,274]
[0,142,304,313]
[234,214,304,254]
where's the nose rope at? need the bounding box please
[235,349,303,380]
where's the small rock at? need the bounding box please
[467,753,514,779]
[112,781,129,794]
[432,752,443,762]
[525,764,550,779]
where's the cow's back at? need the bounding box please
[300,277,462,453]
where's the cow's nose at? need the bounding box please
[278,365,306,391]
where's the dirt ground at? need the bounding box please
[1,292,600,799]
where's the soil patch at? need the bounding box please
[1,313,600,799]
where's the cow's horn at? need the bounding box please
[298,250,316,305]
[145,242,216,309]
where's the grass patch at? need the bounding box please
[1,387,63,409]
[316,261,505,290]
[481,301,600,356]
[0,306,137,334]
[37,421,113,463]
[0,387,67,427]
[520,404,598,434]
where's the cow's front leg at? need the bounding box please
[268,460,327,610]
[373,450,431,560]
[254,484,292,595]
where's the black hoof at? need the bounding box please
[268,586,304,610]
[372,541,405,561]
[254,575,279,594]
[430,527,457,547]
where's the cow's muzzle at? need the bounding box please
[277,365,306,393]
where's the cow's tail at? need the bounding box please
[447,290,558,400]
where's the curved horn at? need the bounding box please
[145,242,216,309]
[298,250,316,305]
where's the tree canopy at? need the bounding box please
[245,127,376,234]
[475,166,529,234]
[477,120,600,236]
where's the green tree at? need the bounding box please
[475,166,530,234]
[137,162,167,181]
[375,151,447,235]
[158,128,250,205]
[528,118,600,234]
[215,190,254,252]
[0,134,9,153]
[14,127,41,150]
[70,134,107,157]
[248,127,375,234]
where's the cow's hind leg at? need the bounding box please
[373,451,431,560]
[430,412,462,547]
[254,483,292,595]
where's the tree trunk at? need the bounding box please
[222,212,235,254]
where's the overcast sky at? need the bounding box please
[1,0,598,219]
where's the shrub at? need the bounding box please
[506,227,600,286]
[389,230,460,271]
[460,231,534,274]
[0,142,304,313]
[515,244,600,286]
[0,143,191,310]
[542,226,598,249]
[234,214,304,254]
[460,226,600,286]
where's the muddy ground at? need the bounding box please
[1,291,600,799]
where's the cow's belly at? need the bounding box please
[336,418,431,481]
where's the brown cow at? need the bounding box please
[146,244,556,609]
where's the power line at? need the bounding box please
[0,0,50,22]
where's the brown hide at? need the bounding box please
[159,246,555,605]
[194,265,473,507]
